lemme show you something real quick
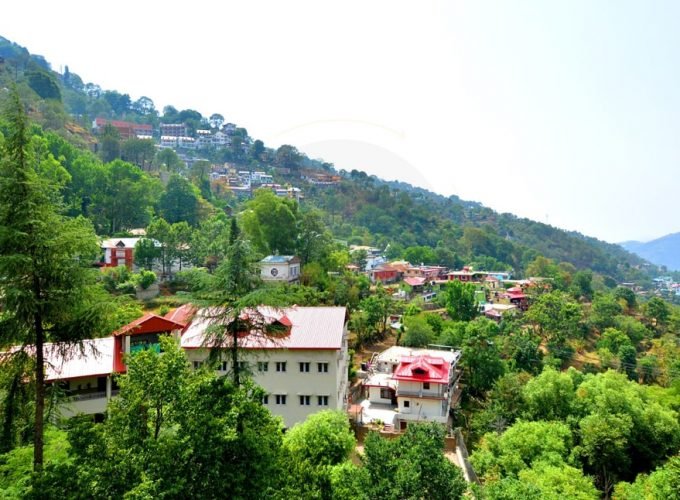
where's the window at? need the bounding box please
[219,361,228,372]
[193,361,203,370]
[237,361,248,372]
[317,362,329,373]
[257,361,269,372]
[404,400,410,408]
[262,395,269,405]
[423,382,430,390]
[299,395,311,406]
[299,362,310,372]
[380,388,392,400]
[317,395,329,406]
[276,362,287,372]
[275,394,287,405]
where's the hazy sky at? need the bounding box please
[3,1,679,243]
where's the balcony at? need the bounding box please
[396,388,446,399]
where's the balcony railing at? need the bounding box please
[71,391,107,402]
[396,389,446,399]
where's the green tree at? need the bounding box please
[522,367,576,421]
[133,237,159,270]
[280,411,356,497]
[444,280,478,321]
[571,270,594,301]
[38,337,283,498]
[0,91,107,472]
[297,208,332,266]
[597,328,632,354]
[401,314,436,347]
[159,174,202,226]
[484,463,599,500]
[121,138,156,171]
[644,297,670,331]
[614,286,637,311]
[26,70,61,100]
[92,159,161,234]
[275,144,302,170]
[471,420,574,479]
[579,412,633,496]
[147,217,173,276]
[98,123,120,163]
[242,189,299,255]
[153,147,184,173]
[362,423,466,499]
[461,318,505,396]
[614,455,680,500]
[525,291,581,358]
[591,293,624,331]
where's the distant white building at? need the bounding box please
[260,255,301,284]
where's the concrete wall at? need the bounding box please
[368,386,393,404]
[186,348,347,428]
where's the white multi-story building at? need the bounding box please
[181,306,349,428]
[35,306,348,429]
[358,346,462,431]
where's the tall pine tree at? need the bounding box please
[0,90,106,472]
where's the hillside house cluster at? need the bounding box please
[27,305,349,429]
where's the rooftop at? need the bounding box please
[260,255,300,264]
[373,346,461,367]
[393,355,451,384]
[181,306,347,350]
[44,337,115,382]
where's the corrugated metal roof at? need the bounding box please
[44,337,114,381]
[393,355,450,384]
[181,306,346,350]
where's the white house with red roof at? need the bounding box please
[356,346,461,431]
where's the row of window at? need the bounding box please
[263,394,330,406]
[194,360,330,373]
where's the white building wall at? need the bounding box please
[397,380,446,398]
[397,397,446,424]
[260,262,300,283]
[368,386,393,404]
[185,348,347,428]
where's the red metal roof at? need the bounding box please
[114,313,186,336]
[393,355,450,384]
[164,304,197,327]
[181,306,347,350]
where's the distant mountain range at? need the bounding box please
[621,233,680,271]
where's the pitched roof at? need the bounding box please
[404,277,426,287]
[44,337,115,381]
[164,304,197,326]
[393,355,451,384]
[181,306,347,350]
[114,313,187,336]
[101,237,142,249]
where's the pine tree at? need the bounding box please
[0,90,106,472]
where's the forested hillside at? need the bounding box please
[0,35,654,285]
[2,35,680,499]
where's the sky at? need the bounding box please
[3,1,680,243]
